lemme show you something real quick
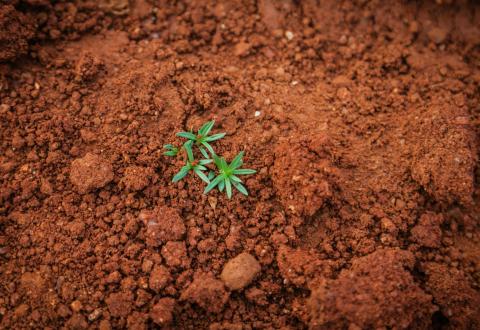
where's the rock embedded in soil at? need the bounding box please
[150,298,175,326]
[220,252,261,290]
[148,265,171,293]
[180,273,229,313]
[70,153,114,194]
[308,249,434,329]
[139,206,186,247]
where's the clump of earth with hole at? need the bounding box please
[1,1,480,329]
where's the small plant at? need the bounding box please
[163,144,179,157]
[176,120,225,157]
[172,144,212,183]
[204,152,256,198]
[163,121,256,199]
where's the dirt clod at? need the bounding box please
[308,249,434,329]
[150,298,175,326]
[148,265,171,293]
[411,213,443,248]
[181,273,229,313]
[0,5,34,62]
[105,291,134,318]
[139,206,186,247]
[70,153,114,194]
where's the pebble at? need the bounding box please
[70,300,82,312]
[88,309,102,322]
[220,252,261,290]
[285,31,294,40]
[234,42,251,57]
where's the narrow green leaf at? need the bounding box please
[225,177,232,199]
[233,181,248,196]
[172,166,190,182]
[196,165,207,171]
[220,157,229,170]
[177,132,196,140]
[199,159,213,165]
[202,141,215,155]
[204,175,223,194]
[218,179,225,192]
[163,144,174,149]
[199,147,209,159]
[230,151,244,169]
[213,154,222,168]
[230,175,242,183]
[194,169,210,183]
[184,141,194,162]
[207,171,215,180]
[199,120,215,136]
[164,151,177,157]
[233,169,256,175]
[205,132,226,142]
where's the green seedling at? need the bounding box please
[204,151,256,199]
[177,120,226,157]
[163,144,179,157]
[164,120,255,198]
[172,141,212,183]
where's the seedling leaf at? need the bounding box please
[233,181,248,196]
[205,133,226,142]
[194,168,210,183]
[225,177,232,198]
[172,166,190,182]
[199,120,215,136]
[233,169,256,175]
[177,132,196,140]
[204,175,223,194]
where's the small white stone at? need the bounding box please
[285,31,294,40]
[254,111,261,117]
[291,80,299,86]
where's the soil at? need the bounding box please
[1,0,480,329]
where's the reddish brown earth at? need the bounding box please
[1,0,480,329]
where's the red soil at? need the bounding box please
[1,0,480,329]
